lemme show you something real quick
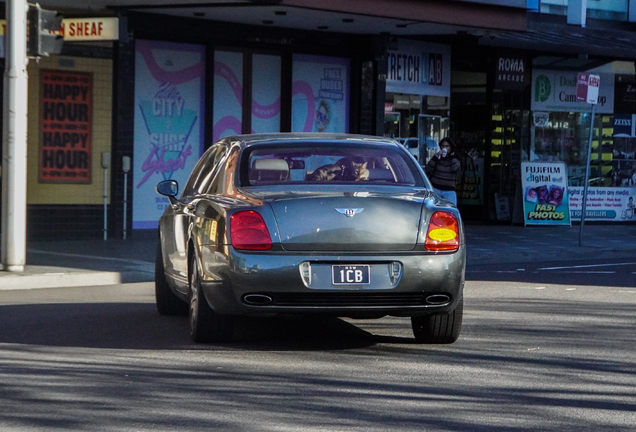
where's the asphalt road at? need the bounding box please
[0,276,635,431]
[467,256,636,287]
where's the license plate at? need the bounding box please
[332,265,370,285]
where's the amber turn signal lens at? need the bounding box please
[425,211,459,251]
[230,211,272,250]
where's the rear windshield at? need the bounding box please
[241,143,424,187]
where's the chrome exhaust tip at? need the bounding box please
[243,294,273,305]
[425,294,451,305]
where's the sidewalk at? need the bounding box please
[0,224,634,290]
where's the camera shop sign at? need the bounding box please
[495,55,527,90]
[39,70,92,183]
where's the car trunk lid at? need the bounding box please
[263,192,424,251]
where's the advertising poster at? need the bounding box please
[133,40,205,229]
[291,54,350,133]
[457,157,484,206]
[531,69,614,114]
[39,70,92,184]
[213,51,243,141]
[521,162,571,225]
[569,187,636,221]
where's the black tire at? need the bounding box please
[189,256,234,343]
[155,240,189,316]
[411,296,463,344]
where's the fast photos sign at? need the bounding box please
[39,70,92,184]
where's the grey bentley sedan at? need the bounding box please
[155,133,465,344]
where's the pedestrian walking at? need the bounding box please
[425,137,461,205]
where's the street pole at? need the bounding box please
[578,103,596,247]
[1,0,29,272]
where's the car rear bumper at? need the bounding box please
[198,245,465,317]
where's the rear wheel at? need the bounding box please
[155,240,188,316]
[411,296,463,344]
[189,256,234,343]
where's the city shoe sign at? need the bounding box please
[385,38,451,97]
[531,69,614,113]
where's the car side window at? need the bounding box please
[182,143,227,197]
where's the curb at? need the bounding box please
[0,267,153,290]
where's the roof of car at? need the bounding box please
[222,133,399,148]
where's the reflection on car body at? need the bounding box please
[155,133,465,344]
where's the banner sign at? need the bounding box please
[531,70,613,113]
[521,162,571,225]
[569,187,636,221]
[495,54,528,90]
[386,39,451,97]
[457,157,484,206]
[39,70,92,183]
[133,40,205,229]
[291,54,350,133]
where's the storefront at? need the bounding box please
[21,18,118,240]
[383,38,451,165]
[112,12,380,234]
[529,63,636,222]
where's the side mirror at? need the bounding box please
[156,180,178,197]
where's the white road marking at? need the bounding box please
[538,262,636,271]
[556,271,616,274]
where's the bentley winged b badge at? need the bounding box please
[335,208,364,218]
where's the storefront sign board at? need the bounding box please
[569,187,636,221]
[39,70,92,184]
[495,54,528,91]
[385,39,451,97]
[1,18,119,56]
[531,70,613,113]
[521,162,571,225]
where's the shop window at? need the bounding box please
[291,54,350,133]
[214,51,244,141]
[530,112,616,187]
[251,54,281,133]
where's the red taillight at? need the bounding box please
[425,211,459,251]
[230,211,272,250]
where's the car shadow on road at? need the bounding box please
[0,302,416,351]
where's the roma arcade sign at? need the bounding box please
[385,39,450,97]
[39,70,92,183]
[495,55,528,90]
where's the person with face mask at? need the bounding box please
[425,137,461,205]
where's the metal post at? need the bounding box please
[1,0,29,272]
[101,152,111,240]
[122,156,131,240]
[579,103,596,246]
